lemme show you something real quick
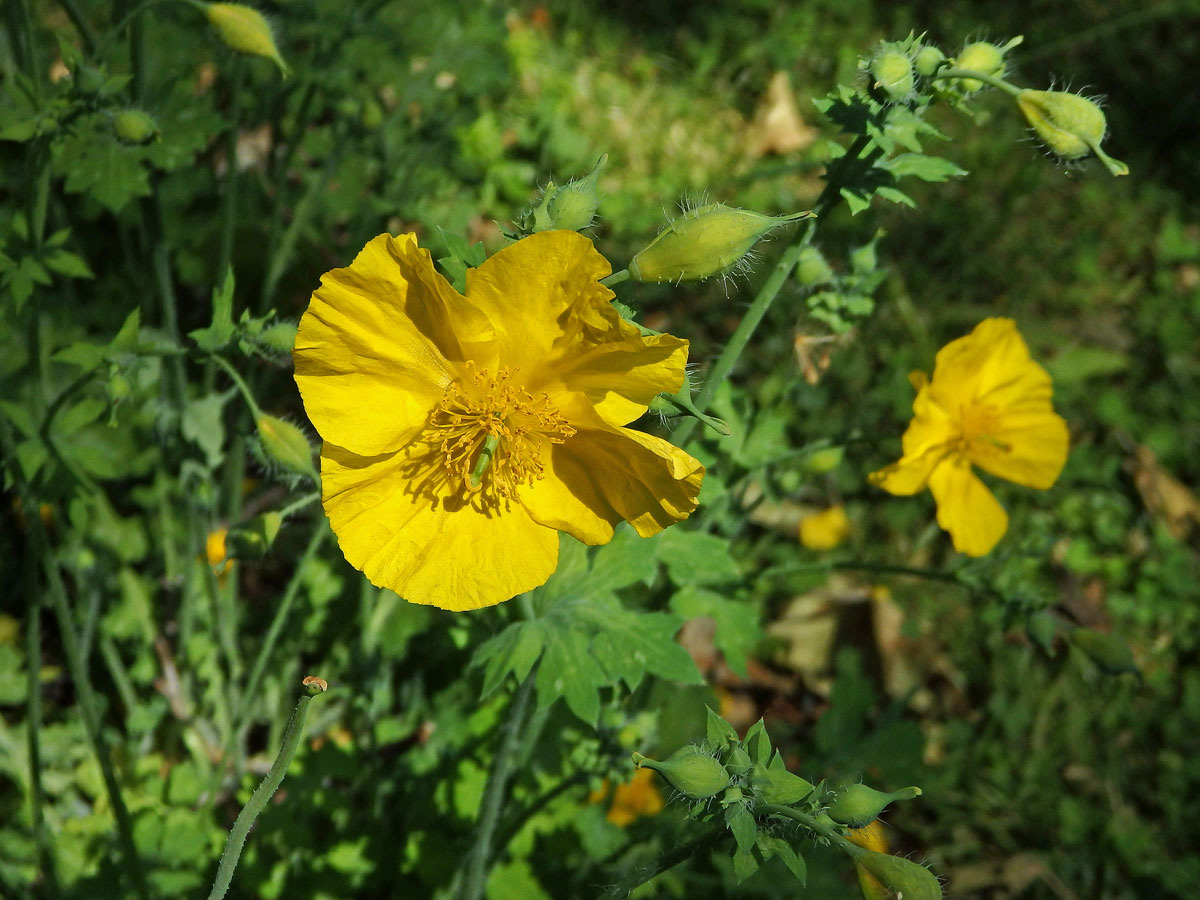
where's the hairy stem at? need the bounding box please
[597,826,724,900]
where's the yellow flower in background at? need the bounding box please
[294,230,704,611]
[799,504,851,550]
[589,768,665,827]
[205,528,229,569]
[870,318,1068,556]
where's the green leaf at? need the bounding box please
[588,524,662,594]
[705,706,739,748]
[583,601,701,690]
[42,248,94,279]
[670,586,761,677]
[53,117,151,212]
[732,846,759,882]
[743,719,770,766]
[726,803,757,853]
[536,626,606,725]
[475,620,546,697]
[757,834,806,884]
[189,267,236,351]
[181,391,232,468]
[882,153,967,182]
[658,529,740,586]
[436,229,487,293]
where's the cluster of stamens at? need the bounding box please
[423,364,575,509]
[956,401,1011,461]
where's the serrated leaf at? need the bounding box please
[757,834,806,884]
[535,626,606,725]
[476,621,546,698]
[706,706,739,748]
[53,119,151,212]
[658,529,740,586]
[726,804,757,853]
[189,267,236,351]
[532,535,591,608]
[181,391,232,468]
[584,603,701,690]
[882,153,967,182]
[587,524,661,594]
[670,586,761,677]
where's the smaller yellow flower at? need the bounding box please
[205,528,229,571]
[870,318,1068,556]
[799,505,851,550]
[590,768,664,827]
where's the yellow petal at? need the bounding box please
[798,505,851,550]
[294,233,493,456]
[320,441,559,610]
[973,405,1069,489]
[927,317,1041,410]
[464,230,614,376]
[869,443,952,496]
[928,456,1008,556]
[520,413,704,542]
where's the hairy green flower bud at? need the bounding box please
[914,44,946,78]
[750,763,814,805]
[795,246,834,287]
[827,783,922,829]
[257,320,299,355]
[843,845,943,900]
[225,511,283,559]
[629,204,814,284]
[952,37,1021,92]
[1016,90,1129,176]
[1069,627,1140,676]
[111,109,159,145]
[870,48,916,102]
[204,3,290,76]
[256,414,315,479]
[633,746,730,800]
[547,154,607,232]
[725,745,753,777]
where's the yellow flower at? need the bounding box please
[799,504,851,550]
[870,318,1068,556]
[206,528,229,569]
[293,230,704,610]
[589,768,665,827]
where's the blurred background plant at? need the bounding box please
[2,0,1198,898]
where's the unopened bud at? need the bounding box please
[795,246,834,287]
[112,109,159,145]
[952,37,1021,92]
[1016,89,1128,176]
[630,203,814,284]
[827,783,922,829]
[842,846,943,900]
[633,746,730,800]
[257,320,299,355]
[545,154,606,232]
[803,445,843,474]
[914,44,946,78]
[870,48,916,102]
[256,414,315,479]
[225,511,283,559]
[204,3,290,76]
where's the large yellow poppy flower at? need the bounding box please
[293,230,704,610]
[870,317,1069,556]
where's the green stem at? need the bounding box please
[671,134,872,449]
[206,679,326,900]
[931,68,1022,98]
[761,804,852,849]
[57,0,98,56]
[217,60,244,279]
[277,491,321,520]
[597,825,724,900]
[211,354,263,418]
[601,268,630,287]
[769,559,962,585]
[458,671,538,900]
[492,772,589,853]
[95,0,175,58]
[231,524,326,737]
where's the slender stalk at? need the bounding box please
[671,134,873,448]
[930,68,1022,98]
[601,268,630,287]
[458,671,538,900]
[211,353,263,417]
[762,803,852,849]
[206,679,326,900]
[597,826,724,900]
[95,0,174,58]
[492,772,589,853]
[217,59,244,279]
[56,0,98,56]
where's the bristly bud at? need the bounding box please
[870,47,916,103]
[225,511,283,559]
[914,44,946,78]
[951,37,1022,92]
[545,154,607,232]
[256,414,316,480]
[630,203,814,284]
[633,746,730,800]
[827,783,922,829]
[1016,89,1129,176]
[204,3,291,77]
[111,109,159,145]
[842,845,943,900]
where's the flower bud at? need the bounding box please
[633,746,730,800]
[749,763,814,805]
[256,414,316,479]
[914,44,946,78]
[803,445,843,474]
[795,246,834,287]
[225,511,283,559]
[1016,89,1129,176]
[725,745,753,777]
[546,154,607,232]
[842,846,943,900]
[870,48,916,102]
[204,3,290,76]
[827,783,922,829]
[952,37,1021,92]
[629,204,814,284]
[111,109,159,145]
[256,320,299,355]
[1069,627,1140,676]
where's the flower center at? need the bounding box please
[424,364,575,508]
[957,401,1010,461]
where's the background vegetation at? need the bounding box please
[2,1,1198,898]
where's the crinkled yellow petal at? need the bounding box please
[972,406,1069,489]
[519,411,704,543]
[294,233,494,456]
[869,442,952,496]
[928,456,1008,556]
[464,230,614,375]
[320,442,559,610]
[927,317,1039,410]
